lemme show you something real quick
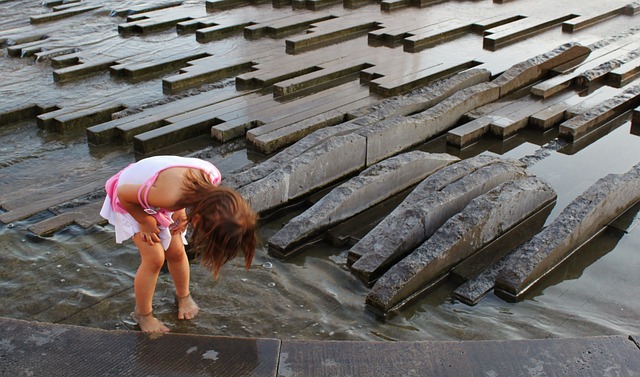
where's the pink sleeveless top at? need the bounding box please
[104,156,221,228]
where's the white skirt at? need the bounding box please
[100,196,187,250]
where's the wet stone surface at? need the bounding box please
[1,0,640,344]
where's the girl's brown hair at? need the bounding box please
[180,169,257,278]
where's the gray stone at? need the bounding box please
[367,176,556,313]
[349,159,529,285]
[347,154,504,264]
[357,82,500,165]
[268,151,459,257]
[238,133,366,214]
[492,42,591,97]
[495,162,640,301]
[559,83,640,142]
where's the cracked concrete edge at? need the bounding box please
[495,162,640,299]
[367,176,557,313]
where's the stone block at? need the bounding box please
[349,159,528,285]
[238,133,366,214]
[268,151,458,257]
[347,154,503,264]
[367,176,556,313]
[559,84,640,142]
[495,162,640,301]
[358,82,500,165]
[492,42,591,97]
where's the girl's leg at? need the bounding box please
[132,233,169,333]
[165,234,199,320]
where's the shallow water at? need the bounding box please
[1,0,640,342]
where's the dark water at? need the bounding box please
[1,0,640,341]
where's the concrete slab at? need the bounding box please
[0,317,280,377]
[279,335,640,377]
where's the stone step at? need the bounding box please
[348,158,528,285]
[215,80,366,142]
[86,86,236,145]
[284,17,379,54]
[268,151,459,257]
[607,55,640,88]
[118,14,192,35]
[495,162,640,301]
[29,5,101,24]
[246,81,369,142]
[250,96,374,154]
[196,21,255,43]
[53,56,122,83]
[110,1,184,17]
[531,37,640,98]
[559,83,640,142]
[370,59,482,97]
[367,176,556,313]
[273,60,373,97]
[51,102,125,134]
[402,19,473,53]
[561,4,627,33]
[27,200,106,236]
[163,55,263,94]
[110,51,210,80]
[244,13,333,39]
[368,18,453,47]
[483,14,578,51]
[575,48,640,89]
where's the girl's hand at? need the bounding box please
[170,209,188,235]
[139,218,161,245]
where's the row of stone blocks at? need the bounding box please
[257,149,639,314]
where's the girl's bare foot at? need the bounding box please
[177,293,199,320]
[132,310,170,333]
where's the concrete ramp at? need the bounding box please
[268,151,458,258]
[366,176,557,314]
[495,162,640,301]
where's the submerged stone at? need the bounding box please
[366,176,556,313]
[495,162,640,301]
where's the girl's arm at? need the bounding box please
[117,184,161,245]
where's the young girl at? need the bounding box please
[100,155,257,333]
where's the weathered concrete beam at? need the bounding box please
[347,154,504,264]
[224,121,362,190]
[349,159,529,285]
[30,5,101,24]
[495,162,640,301]
[451,199,556,305]
[268,152,459,257]
[357,82,500,165]
[348,68,491,120]
[559,84,640,142]
[238,133,366,214]
[491,42,591,97]
[367,176,556,313]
